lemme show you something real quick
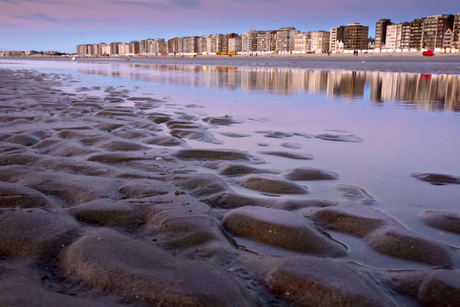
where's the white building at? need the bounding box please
[242,30,255,52]
[385,24,403,50]
[294,32,311,53]
[330,26,345,53]
[228,36,242,53]
[310,31,330,53]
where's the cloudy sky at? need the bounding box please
[0,0,459,53]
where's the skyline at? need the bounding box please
[1,0,459,53]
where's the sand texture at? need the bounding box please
[0,67,459,306]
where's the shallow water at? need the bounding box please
[1,58,460,249]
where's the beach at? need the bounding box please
[0,58,459,306]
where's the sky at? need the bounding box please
[0,0,459,53]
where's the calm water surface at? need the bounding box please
[2,58,459,248]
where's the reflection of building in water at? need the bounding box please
[369,72,460,111]
[327,71,366,98]
[79,64,459,111]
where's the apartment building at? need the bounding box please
[221,33,239,53]
[454,14,460,49]
[211,34,223,53]
[422,14,455,50]
[153,39,167,54]
[139,39,151,53]
[197,35,210,54]
[129,41,139,54]
[241,30,255,52]
[294,32,311,53]
[76,44,89,56]
[409,17,426,49]
[400,22,411,50]
[330,26,345,53]
[182,36,199,53]
[221,35,229,53]
[255,31,272,52]
[120,43,130,55]
[375,19,392,49]
[385,24,402,50]
[310,31,330,53]
[343,23,369,50]
[228,35,242,53]
[276,27,298,52]
[167,38,180,54]
[110,42,121,56]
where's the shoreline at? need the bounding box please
[5,51,460,61]
[4,52,460,75]
[0,65,460,306]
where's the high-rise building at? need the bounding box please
[139,39,154,54]
[167,38,180,54]
[453,13,460,49]
[197,35,211,54]
[375,19,392,49]
[210,34,223,53]
[330,26,345,53]
[120,43,129,55]
[310,31,330,53]
[76,44,90,56]
[255,31,271,52]
[294,32,311,53]
[385,24,403,50]
[182,36,199,53]
[110,42,122,56]
[276,27,298,52]
[129,41,139,54]
[344,23,369,50]
[241,30,255,52]
[154,39,167,54]
[422,14,455,50]
[409,17,426,50]
[228,35,242,53]
[400,22,411,50]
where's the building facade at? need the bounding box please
[330,26,345,53]
[344,23,369,50]
[422,14,455,50]
[129,41,139,54]
[276,27,298,52]
[182,36,199,53]
[310,31,330,53]
[294,32,311,53]
[375,19,392,49]
[409,17,426,50]
[454,13,460,49]
[400,22,411,50]
[443,29,454,49]
[228,35,242,53]
[385,24,402,50]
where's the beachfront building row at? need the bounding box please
[76,12,459,56]
[77,38,167,57]
[77,27,338,57]
[374,13,460,52]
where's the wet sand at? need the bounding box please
[0,67,459,306]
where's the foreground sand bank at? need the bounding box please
[0,67,459,306]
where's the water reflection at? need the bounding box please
[79,63,460,111]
